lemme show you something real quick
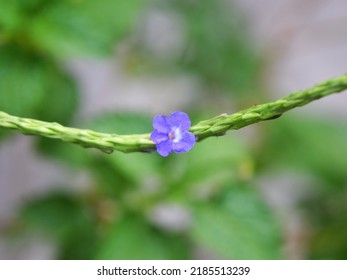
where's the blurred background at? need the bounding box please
[0,0,347,259]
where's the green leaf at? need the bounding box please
[59,222,99,260]
[0,2,23,32]
[16,0,53,10]
[88,112,152,135]
[0,46,47,116]
[0,128,8,141]
[36,137,92,168]
[185,136,251,183]
[21,192,92,241]
[136,0,261,94]
[36,64,78,124]
[190,184,282,259]
[0,1,57,33]
[301,189,347,259]
[170,134,253,198]
[28,0,144,57]
[21,191,99,259]
[263,116,347,186]
[89,157,132,197]
[308,223,347,259]
[184,0,259,93]
[0,42,77,121]
[88,113,161,184]
[96,214,189,259]
[106,153,161,185]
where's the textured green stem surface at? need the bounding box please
[191,74,347,140]
[1,74,347,153]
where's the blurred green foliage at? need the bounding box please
[263,117,347,187]
[168,0,260,94]
[262,117,347,259]
[0,0,143,57]
[96,214,190,260]
[191,184,282,259]
[0,45,74,118]
[302,189,347,259]
[127,0,260,99]
[0,0,346,260]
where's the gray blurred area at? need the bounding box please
[1,0,347,259]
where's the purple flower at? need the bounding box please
[150,111,196,157]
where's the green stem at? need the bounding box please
[191,74,347,140]
[1,74,347,153]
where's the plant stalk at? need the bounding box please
[1,74,347,153]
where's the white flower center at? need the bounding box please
[171,127,182,143]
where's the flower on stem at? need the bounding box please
[150,111,196,157]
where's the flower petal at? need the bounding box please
[168,111,191,131]
[150,130,168,144]
[172,131,196,153]
[153,115,170,133]
[156,139,173,157]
